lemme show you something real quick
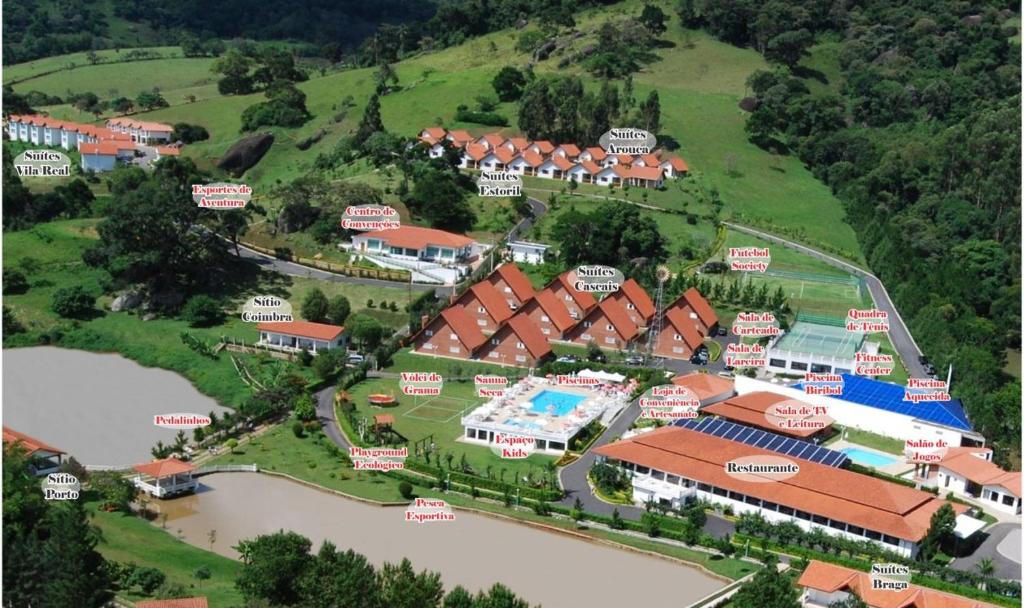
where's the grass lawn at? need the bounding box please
[4,46,184,84]
[89,499,244,606]
[342,350,558,483]
[829,427,906,455]
[16,0,863,264]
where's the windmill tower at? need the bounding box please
[645,265,671,365]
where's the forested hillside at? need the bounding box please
[681,0,1021,464]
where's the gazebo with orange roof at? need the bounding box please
[131,457,197,498]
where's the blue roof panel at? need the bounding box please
[673,418,850,468]
[792,374,973,432]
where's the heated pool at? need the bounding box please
[842,447,898,468]
[529,390,586,416]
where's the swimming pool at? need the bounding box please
[529,390,587,416]
[842,447,898,468]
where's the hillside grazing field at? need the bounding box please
[3,46,184,84]
[4,0,864,262]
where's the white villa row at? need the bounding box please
[418,128,688,189]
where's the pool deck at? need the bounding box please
[829,439,913,477]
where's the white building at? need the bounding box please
[796,560,993,608]
[3,427,65,476]
[349,225,476,264]
[596,426,976,558]
[507,241,549,265]
[914,447,1021,516]
[131,458,197,498]
[106,118,173,144]
[257,321,346,354]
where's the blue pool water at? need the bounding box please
[842,447,898,468]
[529,390,587,416]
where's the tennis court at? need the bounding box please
[404,395,480,423]
[771,320,865,361]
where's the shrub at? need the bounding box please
[181,295,224,327]
[171,123,210,144]
[399,481,414,499]
[3,269,29,294]
[128,566,166,594]
[50,285,94,318]
[292,421,305,437]
[297,348,313,366]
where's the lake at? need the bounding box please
[164,473,727,608]
[3,346,230,466]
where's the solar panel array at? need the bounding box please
[793,374,972,431]
[674,417,851,468]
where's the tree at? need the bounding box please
[378,558,444,608]
[127,566,166,594]
[327,295,351,326]
[731,555,799,608]
[51,285,95,318]
[399,481,414,500]
[639,4,668,36]
[193,565,211,587]
[356,94,385,142]
[299,543,383,608]
[181,295,224,327]
[492,66,526,102]
[312,349,345,380]
[918,503,956,561]
[302,288,330,322]
[235,531,313,605]
[408,168,475,231]
[4,269,29,294]
[640,90,661,133]
[293,392,317,421]
[42,501,114,607]
[764,29,813,68]
[213,48,255,95]
[136,90,168,111]
[91,470,136,512]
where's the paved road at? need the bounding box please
[557,397,735,540]
[950,523,1022,581]
[722,222,929,379]
[315,385,352,451]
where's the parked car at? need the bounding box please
[723,364,735,372]
[347,353,365,365]
[717,371,735,378]
[625,354,645,366]
[588,352,608,363]
[716,326,728,337]
[918,355,929,365]
[924,363,937,376]
[556,355,580,363]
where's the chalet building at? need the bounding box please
[594,164,630,186]
[507,240,549,265]
[607,154,634,166]
[460,143,489,169]
[476,312,553,367]
[537,154,574,179]
[565,159,602,183]
[476,133,505,149]
[419,127,447,143]
[350,225,476,264]
[553,144,581,160]
[454,281,514,332]
[502,137,530,152]
[579,146,608,164]
[651,305,705,360]
[627,165,665,188]
[507,150,545,175]
[106,118,173,144]
[2,427,65,476]
[520,289,577,340]
[527,140,555,155]
[81,140,135,172]
[545,272,597,321]
[661,157,689,178]
[606,278,656,327]
[413,306,487,360]
[634,153,662,167]
[479,146,516,171]
[446,130,474,146]
[566,298,640,350]
[483,263,535,309]
[667,287,720,336]
[136,598,209,608]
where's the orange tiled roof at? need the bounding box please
[705,392,828,438]
[464,143,489,161]
[663,156,689,172]
[672,287,718,329]
[595,427,967,542]
[531,140,555,154]
[556,143,581,157]
[939,449,1021,496]
[797,560,997,608]
[517,150,546,167]
[460,282,514,324]
[80,141,122,156]
[421,127,447,140]
[614,154,634,165]
[447,129,474,143]
[485,146,517,165]
[2,427,64,455]
[492,264,535,302]
[156,146,180,156]
[584,146,607,161]
[577,159,602,174]
[628,165,664,181]
[257,320,344,341]
[530,290,577,332]
[502,313,552,359]
[638,153,661,166]
[663,307,705,350]
[358,225,474,250]
[132,458,195,478]
[439,306,487,351]
[617,278,656,320]
[107,117,173,132]
[585,298,639,341]
[478,133,504,148]
[671,372,735,402]
[553,272,598,311]
[505,137,530,151]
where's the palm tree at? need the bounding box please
[977,557,995,589]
